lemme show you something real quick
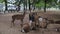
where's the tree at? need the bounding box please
[4,0,7,11]
[28,0,31,12]
[58,1,60,9]
[0,0,4,3]
[14,0,21,11]
[44,0,46,12]
[0,0,8,11]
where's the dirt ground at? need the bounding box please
[0,11,60,34]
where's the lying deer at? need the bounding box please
[39,17,48,28]
[11,11,26,27]
[34,13,48,28]
[21,22,31,33]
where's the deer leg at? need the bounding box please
[36,20,40,28]
[11,19,15,27]
[35,21,37,27]
[35,20,39,28]
[20,19,23,27]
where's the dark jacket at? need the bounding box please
[29,14,35,22]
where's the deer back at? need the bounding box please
[12,11,26,20]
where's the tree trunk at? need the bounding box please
[26,0,27,11]
[33,5,35,11]
[44,0,46,12]
[23,0,25,12]
[5,0,7,11]
[17,0,21,12]
[32,0,36,11]
[29,0,31,12]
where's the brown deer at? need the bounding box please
[34,13,48,28]
[21,22,31,33]
[11,11,26,27]
[39,18,48,28]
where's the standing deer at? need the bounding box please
[11,11,26,27]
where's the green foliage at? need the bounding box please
[35,2,44,7]
[34,0,59,8]
[0,0,4,3]
[1,0,60,9]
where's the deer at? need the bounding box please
[21,22,31,33]
[11,11,26,28]
[33,13,48,29]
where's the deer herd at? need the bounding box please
[11,11,60,33]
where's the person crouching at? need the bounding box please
[29,13,36,30]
